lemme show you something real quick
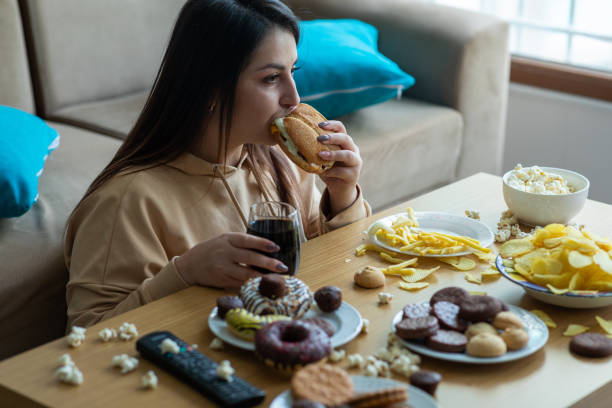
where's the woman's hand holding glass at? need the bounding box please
[316,120,363,216]
[174,232,287,289]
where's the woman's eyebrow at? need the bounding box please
[256,59,299,71]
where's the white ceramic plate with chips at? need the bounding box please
[391,304,548,364]
[208,301,363,351]
[270,375,438,408]
[367,211,494,257]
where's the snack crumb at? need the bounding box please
[216,360,234,382]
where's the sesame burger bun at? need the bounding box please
[270,103,339,174]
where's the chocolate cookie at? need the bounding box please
[301,317,336,337]
[259,274,288,299]
[409,370,442,396]
[432,301,467,332]
[430,286,470,307]
[458,295,502,322]
[395,316,439,340]
[216,296,244,319]
[402,302,431,320]
[346,386,407,408]
[569,333,612,358]
[314,286,342,313]
[426,329,467,353]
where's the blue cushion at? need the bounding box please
[294,19,415,119]
[0,106,59,218]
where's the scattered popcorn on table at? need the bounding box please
[390,355,420,378]
[347,354,365,369]
[495,228,511,243]
[161,338,180,354]
[511,224,530,239]
[55,364,83,385]
[378,292,393,305]
[329,349,346,363]
[58,353,75,367]
[344,258,351,263]
[98,328,118,342]
[465,210,480,220]
[362,363,378,377]
[506,164,574,194]
[210,338,224,350]
[361,318,370,334]
[142,370,158,389]
[66,326,86,348]
[495,209,533,243]
[216,360,234,382]
[118,322,138,341]
[112,354,139,374]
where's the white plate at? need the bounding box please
[367,211,494,257]
[270,375,438,408]
[392,304,548,364]
[208,301,363,351]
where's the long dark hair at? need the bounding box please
[69,0,313,233]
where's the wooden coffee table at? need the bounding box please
[1,173,610,408]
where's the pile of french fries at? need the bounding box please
[373,208,491,256]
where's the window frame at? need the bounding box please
[510,56,612,102]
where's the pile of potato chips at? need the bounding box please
[499,223,612,293]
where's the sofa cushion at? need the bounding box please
[339,97,463,211]
[0,0,35,112]
[0,123,120,360]
[295,19,414,119]
[0,106,60,217]
[52,91,147,140]
[21,0,185,117]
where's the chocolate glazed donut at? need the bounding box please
[255,320,331,372]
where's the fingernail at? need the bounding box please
[318,121,328,128]
[267,243,280,252]
[317,135,329,142]
[319,151,330,158]
[277,263,288,272]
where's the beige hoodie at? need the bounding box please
[64,151,370,328]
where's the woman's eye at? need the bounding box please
[264,74,280,83]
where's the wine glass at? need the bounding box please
[247,201,301,275]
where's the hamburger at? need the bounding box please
[270,103,339,174]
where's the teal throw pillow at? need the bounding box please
[294,19,415,118]
[0,106,59,218]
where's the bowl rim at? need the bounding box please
[502,166,590,197]
[495,254,612,298]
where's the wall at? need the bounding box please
[503,83,612,205]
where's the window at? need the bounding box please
[431,0,612,74]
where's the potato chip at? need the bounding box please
[464,272,481,285]
[568,250,593,269]
[546,284,569,294]
[387,258,419,270]
[593,250,612,273]
[473,251,496,263]
[563,324,589,337]
[469,291,487,296]
[398,282,429,291]
[439,257,476,271]
[595,316,612,335]
[569,290,599,295]
[500,238,534,258]
[400,266,440,283]
[502,259,515,268]
[508,272,527,282]
[481,268,501,281]
[530,310,557,328]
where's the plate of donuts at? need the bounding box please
[391,304,548,364]
[270,375,438,408]
[208,301,363,351]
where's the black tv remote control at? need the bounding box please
[136,331,265,407]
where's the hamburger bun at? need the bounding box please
[270,103,339,174]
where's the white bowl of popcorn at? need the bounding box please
[502,165,589,226]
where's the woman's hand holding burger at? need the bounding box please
[316,120,362,217]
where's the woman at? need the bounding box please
[65,0,370,328]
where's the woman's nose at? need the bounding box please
[280,77,300,110]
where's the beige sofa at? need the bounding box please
[0,0,509,360]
